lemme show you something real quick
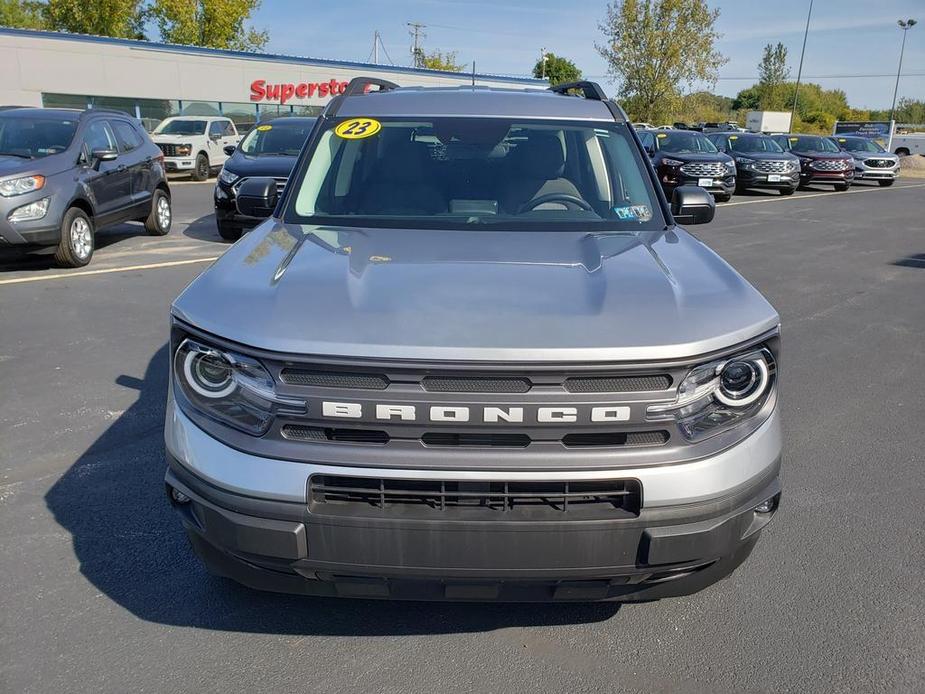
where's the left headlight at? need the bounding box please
[218,167,239,186]
[174,338,294,435]
[648,347,776,442]
[0,174,45,197]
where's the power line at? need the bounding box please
[407,22,426,68]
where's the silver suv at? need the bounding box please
[165,79,782,602]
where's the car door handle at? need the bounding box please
[117,164,127,172]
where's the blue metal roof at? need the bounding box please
[0,27,543,86]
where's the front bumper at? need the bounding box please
[163,157,197,172]
[0,193,69,248]
[736,169,799,190]
[854,164,899,180]
[661,172,736,197]
[799,168,854,186]
[214,184,261,233]
[165,401,782,601]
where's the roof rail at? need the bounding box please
[548,81,608,101]
[342,76,400,97]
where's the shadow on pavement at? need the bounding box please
[45,345,621,635]
[892,253,925,269]
[181,213,226,243]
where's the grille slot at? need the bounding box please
[157,143,181,157]
[564,375,671,392]
[864,158,893,168]
[233,176,288,194]
[280,369,389,389]
[309,475,642,519]
[679,161,726,177]
[422,376,531,393]
[562,430,669,448]
[753,160,793,173]
[811,159,848,171]
[282,425,389,444]
[421,432,531,448]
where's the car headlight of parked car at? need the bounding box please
[736,157,755,169]
[218,168,239,186]
[662,158,685,167]
[173,337,300,436]
[648,347,776,442]
[177,144,192,156]
[0,174,45,197]
[724,160,736,172]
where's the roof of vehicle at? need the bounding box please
[710,131,772,137]
[255,116,317,125]
[334,86,622,122]
[161,115,232,121]
[0,107,85,119]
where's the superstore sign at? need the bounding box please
[250,78,350,104]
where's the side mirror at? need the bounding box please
[210,132,222,141]
[671,185,715,225]
[236,177,278,218]
[91,149,118,169]
[223,144,236,156]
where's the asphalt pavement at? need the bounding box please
[1,178,924,694]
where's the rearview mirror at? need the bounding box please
[90,149,118,169]
[223,144,236,156]
[670,185,715,225]
[236,177,278,218]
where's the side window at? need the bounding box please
[209,121,225,137]
[639,132,653,150]
[111,120,143,153]
[83,121,116,156]
[223,120,236,136]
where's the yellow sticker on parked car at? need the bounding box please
[656,133,667,138]
[256,124,272,131]
[335,118,381,139]
[730,135,738,139]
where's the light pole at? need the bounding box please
[789,0,814,132]
[890,19,917,124]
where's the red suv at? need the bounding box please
[771,134,854,191]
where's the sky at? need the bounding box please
[249,0,924,110]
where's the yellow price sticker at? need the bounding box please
[656,132,667,138]
[335,118,381,139]
[837,138,846,142]
[789,137,799,141]
[256,124,272,131]
[729,135,738,139]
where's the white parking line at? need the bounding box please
[723,182,925,206]
[0,256,220,286]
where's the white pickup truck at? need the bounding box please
[891,133,925,157]
[151,116,242,180]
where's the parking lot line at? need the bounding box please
[723,182,925,206]
[0,256,220,286]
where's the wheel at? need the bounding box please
[144,189,172,235]
[895,148,910,157]
[834,182,849,192]
[878,179,894,187]
[217,220,242,242]
[714,193,731,202]
[191,153,209,181]
[779,187,795,196]
[54,207,94,267]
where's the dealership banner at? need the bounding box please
[833,120,894,148]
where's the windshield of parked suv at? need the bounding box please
[288,117,665,231]
[656,131,718,153]
[154,119,207,136]
[834,136,884,153]
[729,135,784,153]
[240,120,316,156]
[0,116,78,158]
[785,136,840,153]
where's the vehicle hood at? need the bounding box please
[172,223,779,362]
[224,152,298,179]
[0,155,33,176]
[730,151,798,161]
[152,133,202,142]
[657,151,733,164]
[847,150,896,160]
[0,152,71,178]
[789,150,847,159]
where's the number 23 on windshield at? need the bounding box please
[334,118,381,139]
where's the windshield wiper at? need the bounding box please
[0,151,33,159]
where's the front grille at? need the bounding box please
[864,158,894,168]
[562,430,669,447]
[232,177,288,194]
[564,375,671,392]
[280,368,389,389]
[753,160,793,173]
[282,425,389,444]
[422,376,531,393]
[157,143,182,157]
[679,161,726,177]
[421,432,531,447]
[309,475,642,519]
[811,159,848,171]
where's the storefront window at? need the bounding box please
[257,103,293,119]
[42,93,90,110]
[292,105,323,117]
[221,102,258,133]
[138,99,180,132]
[90,95,137,116]
[180,101,221,116]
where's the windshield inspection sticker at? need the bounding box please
[613,204,653,222]
[335,118,381,139]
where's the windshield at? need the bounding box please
[154,119,207,136]
[835,136,884,153]
[0,116,77,158]
[729,135,784,153]
[287,117,664,231]
[786,136,840,153]
[240,120,315,156]
[656,131,717,153]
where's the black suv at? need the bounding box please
[639,129,736,201]
[0,107,171,266]
[214,117,316,241]
[708,132,800,195]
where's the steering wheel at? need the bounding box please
[517,193,594,214]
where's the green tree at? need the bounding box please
[597,0,727,123]
[421,50,464,72]
[757,42,789,110]
[532,52,581,85]
[731,85,761,111]
[895,97,925,124]
[150,0,267,51]
[0,0,46,29]
[43,0,144,38]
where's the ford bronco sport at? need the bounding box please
[165,79,782,602]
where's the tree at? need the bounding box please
[597,0,727,123]
[43,0,144,38]
[150,0,267,52]
[731,85,760,112]
[532,52,581,85]
[757,42,789,110]
[421,50,464,72]
[0,0,46,29]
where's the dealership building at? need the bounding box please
[0,28,542,132]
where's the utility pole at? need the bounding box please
[890,19,918,124]
[540,47,547,80]
[789,0,813,131]
[372,30,379,65]
[407,22,426,68]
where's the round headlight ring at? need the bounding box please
[715,355,769,407]
[182,349,236,398]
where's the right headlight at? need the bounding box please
[648,347,776,442]
[662,157,685,167]
[218,167,239,186]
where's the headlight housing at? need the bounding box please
[218,167,239,186]
[0,174,45,197]
[8,197,49,222]
[648,347,776,442]
[662,157,685,167]
[177,144,192,156]
[173,337,300,435]
[736,157,755,167]
[724,160,736,170]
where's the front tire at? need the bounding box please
[191,153,210,181]
[834,182,850,192]
[144,189,172,235]
[878,179,894,187]
[54,208,94,268]
[217,220,242,242]
[780,187,795,196]
[714,193,731,203]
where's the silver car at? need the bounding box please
[831,135,900,186]
[165,79,782,602]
